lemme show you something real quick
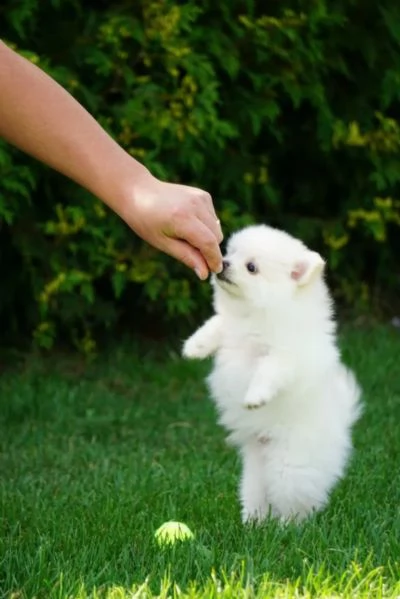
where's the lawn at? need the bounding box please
[0,326,399,598]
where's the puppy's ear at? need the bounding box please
[291,251,325,286]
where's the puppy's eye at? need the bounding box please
[246,262,258,274]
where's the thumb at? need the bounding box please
[162,238,209,280]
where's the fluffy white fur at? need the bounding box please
[182,224,362,524]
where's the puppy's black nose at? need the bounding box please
[217,259,231,282]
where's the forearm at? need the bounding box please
[0,41,149,212]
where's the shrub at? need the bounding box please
[1,0,399,351]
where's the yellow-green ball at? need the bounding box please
[154,521,194,546]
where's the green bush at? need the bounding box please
[1,0,400,351]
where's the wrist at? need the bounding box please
[93,147,158,225]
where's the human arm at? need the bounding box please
[0,41,223,279]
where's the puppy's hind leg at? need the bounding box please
[239,441,268,524]
[261,444,329,522]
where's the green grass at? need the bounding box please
[1,326,399,598]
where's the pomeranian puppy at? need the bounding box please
[182,224,362,523]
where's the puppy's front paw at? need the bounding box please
[243,387,273,410]
[244,398,266,410]
[182,336,209,360]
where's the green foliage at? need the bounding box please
[1,0,400,349]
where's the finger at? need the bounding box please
[161,237,209,280]
[174,217,223,274]
[193,190,224,242]
[196,203,224,245]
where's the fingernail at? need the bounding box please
[194,267,206,280]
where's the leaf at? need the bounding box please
[112,271,127,299]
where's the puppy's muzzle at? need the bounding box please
[216,260,232,283]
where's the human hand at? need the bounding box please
[118,170,224,280]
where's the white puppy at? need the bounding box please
[183,224,362,523]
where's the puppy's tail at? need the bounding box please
[339,365,363,426]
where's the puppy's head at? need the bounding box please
[212,225,325,311]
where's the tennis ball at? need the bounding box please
[154,521,194,546]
